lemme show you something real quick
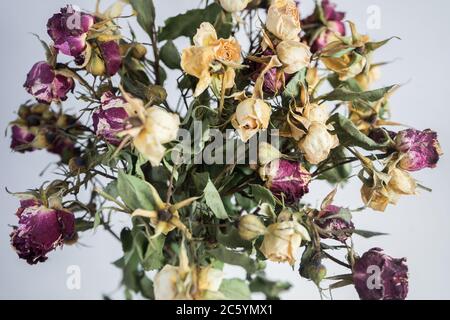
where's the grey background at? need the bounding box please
[0,0,449,299]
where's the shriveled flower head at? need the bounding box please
[231,98,271,142]
[10,125,36,153]
[316,205,354,242]
[395,129,442,172]
[24,62,74,104]
[219,0,251,13]
[266,0,302,41]
[276,40,312,74]
[47,5,95,57]
[353,248,408,300]
[181,22,241,97]
[259,211,311,265]
[298,122,339,165]
[259,159,311,203]
[10,198,75,265]
[302,0,346,52]
[85,41,122,76]
[93,92,129,145]
[238,214,266,241]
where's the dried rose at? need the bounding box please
[259,159,311,203]
[24,62,74,104]
[266,0,302,41]
[93,92,129,145]
[10,125,36,153]
[231,98,271,142]
[276,40,312,74]
[395,129,442,172]
[10,199,75,265]
[316,205,354,242]
[238,214,266,241]
[353,248,408,300]
[219,0,251,13]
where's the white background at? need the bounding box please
[0,0,449,299]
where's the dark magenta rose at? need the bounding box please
[316,205,354,242]
[47,5,95,58]
[248,49,292,96]
[260,159,311,203]
[302,0,346,52]
[93,92,129,145]
[100,41,122,76]
[395,129,442,172]
[353,248,408,300]
[368,127,396,145]
[10,199,75,265]
[24,61,74,104]
[10,125,36,153]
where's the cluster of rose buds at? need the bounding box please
[10,103,81,162]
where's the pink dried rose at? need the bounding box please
[395,129,442,172]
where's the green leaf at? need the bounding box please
[219,279,251,300]
[209,246,261,273]
[130,0,156,36]
[328,113,389,150]
[120,228,134,253]
[217,226,252,250]
[250,184,276,209]
[159,3,222,41]
[204,179,229,219]
[142,235,165,271]
[283,68,307,98]
[365,37,400,52]
[353,229,389,238]
[160,40,181,69]
[93,211,102,230]
[117,170,157,211]
[249,276,292,300]
[317,85,397,103]
[139,276,155,300]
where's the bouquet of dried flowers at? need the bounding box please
[8,0,442,300]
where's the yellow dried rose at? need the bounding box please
[219,0,251,13]
[118,89,180,167]
[238,214,267,241]
[322,47,367,81]
[298,122,339,165]
[355,65,381,91]
[259,211,310,265]
[181,22,242,97]
[266,0,302,41]
[276,40,312,74]
[388,168,417,196]
[231,98,272,142]
[361,183,400,212]
[154,243,224,300]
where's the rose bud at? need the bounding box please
[258,141,282,166]
[24,62,75,104]
[93,92,129,145]
[260,216,311,265]
[238,214,266,241]
[368,127,396,146]
[360,183,399,212]
[10,125,36,153]
[10,199,75,265]
[395,129,442,172]
[266,0,302,41]
[231,98,271,142]
[219,0,251,12]
[47,5,95,58]
[315,205,354,242]
[298,122,339,165]
[276,40,312,74]
[259,159,311,203]
[302,0,346,52]
[353,248,408,300]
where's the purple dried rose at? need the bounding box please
[248,49,292,95]
[93,92,129,145]
[316,205,354,242]
[10,125,36,153]
[353,248,408,300]
[47,5,95,58]
[259,159,311,203]
[395,129,442,172]
[100,41,122,76]
[24,61,74,104]
[302,0,346,53]
[10,199,75,265]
